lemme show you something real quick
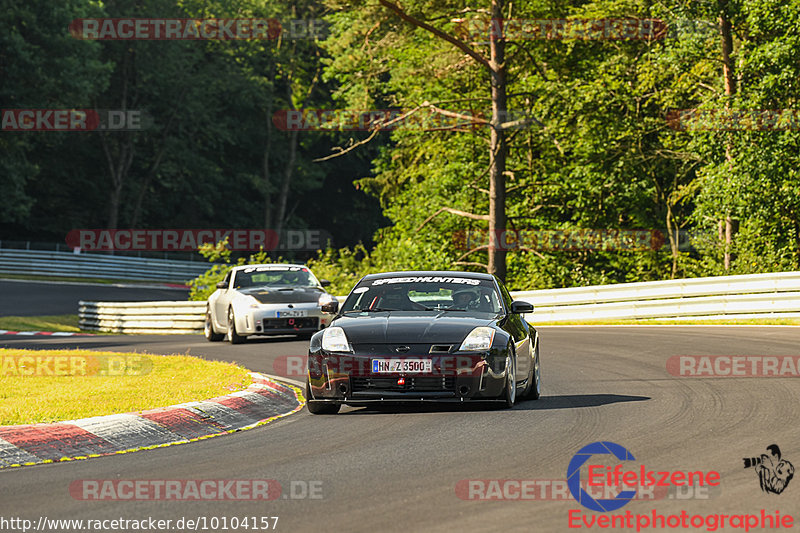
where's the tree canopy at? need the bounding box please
[2,0,799,292]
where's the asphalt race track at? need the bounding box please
[0,280,188,317]
[2,326,800,532]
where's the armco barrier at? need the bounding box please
[78,272,800,333]
[0,249,213,283]
[79,301,206,334]
[514,271,800,322]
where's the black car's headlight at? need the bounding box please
[321,326,352,352]
[459,327,495,351]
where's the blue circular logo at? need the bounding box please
[567,441,637,512]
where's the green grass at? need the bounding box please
[536,318,800,326]
[0,314,81,332]
[0,348,253,425]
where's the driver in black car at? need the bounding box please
[451,288,480,310]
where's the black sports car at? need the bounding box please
[305,271,541,414]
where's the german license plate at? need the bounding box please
[277,310,307,318]
[371,359,432,373]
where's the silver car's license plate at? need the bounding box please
[372,359,432,373]
[277,310,307,318]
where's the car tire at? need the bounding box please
[305,380,340,415]
[297,331,315,341]
[501,352,516,408]
[522,340,541,400]
[204,309,224,342]
[226,308,246,344]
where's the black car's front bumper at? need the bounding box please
[306,348,510,404]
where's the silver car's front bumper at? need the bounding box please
[236,302,329,335]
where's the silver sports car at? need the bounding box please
[204,264,335,343]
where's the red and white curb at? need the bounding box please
[0,330,95,336]
[0,373,303,469]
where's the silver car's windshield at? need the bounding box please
[341,275,502,315]
[232,266,319,289]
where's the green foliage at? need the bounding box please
[188,238,273,301]
[7,0,800,291]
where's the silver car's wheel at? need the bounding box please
[226,308,246,344]
[204,310,224,342]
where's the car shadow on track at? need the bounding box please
[511,393,650,410]
[340,394,650,415]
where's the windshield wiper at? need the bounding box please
[343,307,398,313]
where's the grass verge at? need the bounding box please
[0,348,252,425]
[0,314,81,332]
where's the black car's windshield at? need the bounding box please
[233,266,319,289]
[341,275,503,315]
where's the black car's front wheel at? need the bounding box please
[521,340,541,400]
[305,380,340,415]
[501,353,516,408]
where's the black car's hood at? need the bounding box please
[331,313,497,344]
[239,285,325,304]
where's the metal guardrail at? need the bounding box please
[0,249,214,283]
[515,271,800,322]
[78,272,800,333]
[79,301,206,334]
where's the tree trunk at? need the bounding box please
[101,134,134,231]
[264,106,274,229]
[666,202,678,278]
[275,128,299,236]
[488,0,508,281]
[720,3,736,271]
[264,62,277,230]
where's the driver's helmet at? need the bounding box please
[452,288,480,308]
[382,286,415,310]
[281,271,301,284]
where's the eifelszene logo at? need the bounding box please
[743,444,794,494]
[568,441,638,512]
[567,441,721,512]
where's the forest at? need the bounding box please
[2,0,799,293]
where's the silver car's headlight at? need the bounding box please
[322,327,352,352]
[459,327,495,351]
[318,293,334,306]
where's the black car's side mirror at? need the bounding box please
[320,279,331,287]
[216,281,228,289]
[510,300,534,314]
[321,300,339,314]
